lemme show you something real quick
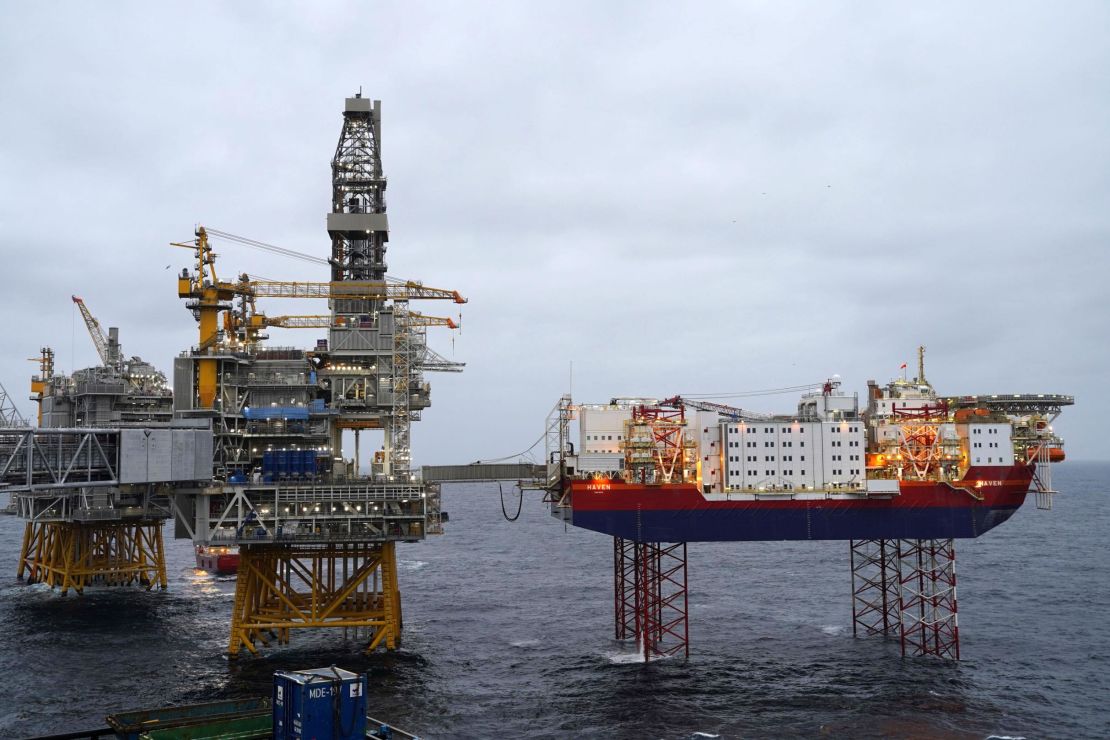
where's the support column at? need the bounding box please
[613,536,639,641]
[850,539,900,637]
[17,521,34,580]
[897,538,959,660]
[613,538,688,660]
[16,520,167,594]
[228,541,404,658]
[354,429,361,476]
[849,538,960,659]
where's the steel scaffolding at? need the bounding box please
[897,538,959,659]
[17,519,167,595]
[850,538,959,659]
[228,541,401,657]
[613,537,689,660]
[850,538,900,637]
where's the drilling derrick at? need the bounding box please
[171,94,465,657]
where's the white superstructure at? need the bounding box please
[569,369,1030,497]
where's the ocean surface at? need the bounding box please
[1,462,1108,739]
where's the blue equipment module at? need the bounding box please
[273,666,367,740]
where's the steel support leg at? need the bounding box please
[897,538,959,659]
[851,538,960,659]
[850,539,900,637]
[613,537,640,641]
[228,541,403,658]
[637,541,689,660]
[15,520,166,594]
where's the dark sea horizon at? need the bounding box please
[1,462,1108,739]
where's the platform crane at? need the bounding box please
[250,310,457,331]
[72,295,121,372]
[173,226,466,407]
[659,395,772,421]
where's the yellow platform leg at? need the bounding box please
[16,520,168,594]
[228,541,404,658]
[17,522,34,581]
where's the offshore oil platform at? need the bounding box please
[0,93,1077,668]
[0,93,465,658]
[538,350,1072,660]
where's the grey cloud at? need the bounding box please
[1,1,1106,461]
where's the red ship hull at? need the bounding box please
[565,464,1033,542]
[195,546,239,575]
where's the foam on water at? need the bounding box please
[604,649,647,664]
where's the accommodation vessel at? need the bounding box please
[551,365,1070,543]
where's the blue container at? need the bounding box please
[273,667,367,740]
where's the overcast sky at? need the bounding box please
[1,2,1106,463]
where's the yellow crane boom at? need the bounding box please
[260,313,459,330]
[247,280,466,304]
[171,226,465,408]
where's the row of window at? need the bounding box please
[724,481,865,492]
[728,425,861,435]
[727,468,861,480]
[731,469,804,477]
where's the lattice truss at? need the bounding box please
[18,520,167,595]
[851,538,959,659]
[0,382,28,427]
[389,303,414,478]
[624,406,695,485]
[228,541,402,657]
[897,423,945,479]
[331,103,386,282]
[614,537,689,660]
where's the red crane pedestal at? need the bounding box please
[851,538,959,660]
[613,537,689,660]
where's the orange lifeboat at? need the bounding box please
[1028,445,1066,463]
[954,408,991,422]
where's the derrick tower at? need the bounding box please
[324,94,419,478]
[170,93,465,657]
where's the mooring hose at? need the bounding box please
[499,481,524,522]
